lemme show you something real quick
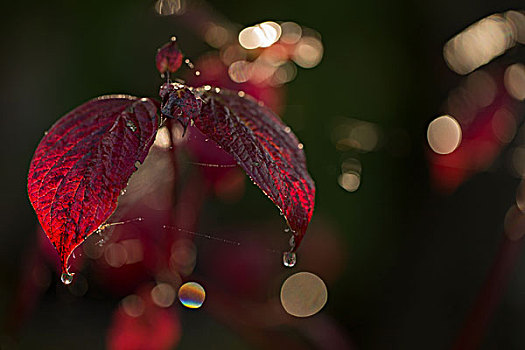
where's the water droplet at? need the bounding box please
[284,126,291,133]
[44,131,49,135]
[289,235,295,247]
[238,91,245,97]
[170,36,177,42]
[160,73,165,79]
[195,70,201,76]
[204,85,211,91]
[297,143,304,150]
[61,272,74,285]
[120,189,127,196]
[184,59,195,69]
[126,120,137,132]
[214,87,221,93]
[283,252,297,267]
[284,227,290,233]
[135,161,141,168]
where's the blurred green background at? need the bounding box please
[2,0,525,349]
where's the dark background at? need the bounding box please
[1,0,525,349]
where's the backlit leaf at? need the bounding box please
[160,83,315,250]
[27,95,159,275]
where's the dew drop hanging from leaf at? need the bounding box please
[283,252,297,267]
[61,272,74,285]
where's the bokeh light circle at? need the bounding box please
[338,172,360,192]
[151,283,176,308]
[504,63,525,101]
[120,294,144,317]
[280,272,328,317]
[239,27,262,49]
[178,282,206,309]
[427,115,462,155]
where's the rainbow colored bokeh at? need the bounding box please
[178,282,206,309]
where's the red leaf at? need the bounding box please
[155,39,183,74]
[27,95,159,276]
[160,83,315,250]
